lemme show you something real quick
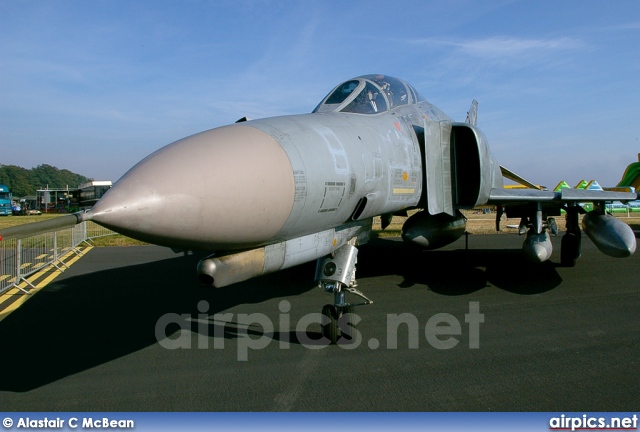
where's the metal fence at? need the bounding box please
[0,221,115,294]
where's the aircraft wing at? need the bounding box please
[488,188,638,204]
[488,186,637,264]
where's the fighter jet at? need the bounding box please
[1,74,637,343]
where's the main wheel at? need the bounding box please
[561,232,581,267]
[321,304,339,344]
[339,305,357,344]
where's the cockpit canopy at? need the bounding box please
[313,74,425,114]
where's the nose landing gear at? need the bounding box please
[315,244,372,344]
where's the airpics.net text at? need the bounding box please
[155,301,484,361]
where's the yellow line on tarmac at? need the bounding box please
[0,246,94,323]
[0,289,20,306]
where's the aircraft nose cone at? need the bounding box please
[90,124,294,250]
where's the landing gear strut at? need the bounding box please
[561,205,583,267]
[315,243,372,344]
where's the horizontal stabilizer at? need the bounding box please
[500,166,542,190]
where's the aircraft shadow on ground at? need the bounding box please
[0,238,562,392]
[0,252,318,392]
[356,237,563,296]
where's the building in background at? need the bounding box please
[76,181,112,210]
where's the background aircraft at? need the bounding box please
[1,74,637,343]
[554,156,640,213]
[617,154,640,191]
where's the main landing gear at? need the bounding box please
[315,243,372,344]
[561,204,583,267]
[504,201,584,266]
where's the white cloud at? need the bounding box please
[450,36,582,58]
[605,21,640,31]
[408,35,583,63]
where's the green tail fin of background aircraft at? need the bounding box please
[617,154,640,190]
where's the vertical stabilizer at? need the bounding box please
[465,100,478,126]
[616,154,640,190]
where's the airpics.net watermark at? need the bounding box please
[155,301,484,361]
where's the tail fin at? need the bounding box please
[465,99,478,126]
[617,154,640,190]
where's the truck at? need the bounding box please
[0,184,12,216]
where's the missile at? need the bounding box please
[522,230,553,263]
[197,222,371,288]
[198,248,269,288]
[581,211,636,258]
[401,211,466,250]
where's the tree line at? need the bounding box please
[0,164,92,198]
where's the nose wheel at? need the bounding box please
[321,304,339,344]
[320,287,372,344]
[316,244,372,344]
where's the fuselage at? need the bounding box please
[88,74,503,251]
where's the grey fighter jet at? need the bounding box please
[2,74,637,343]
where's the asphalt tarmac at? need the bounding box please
[0,233,638,411]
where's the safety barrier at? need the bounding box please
[0,221,116,294]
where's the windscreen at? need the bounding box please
[341,82,388,114]
[314,75,425,114]
[325,80,360,105]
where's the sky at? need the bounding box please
[1,0,639,188]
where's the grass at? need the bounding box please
[88,235,148,247]
[2,211,639,247]
[0,214,61,230]
[0,214,148,247]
